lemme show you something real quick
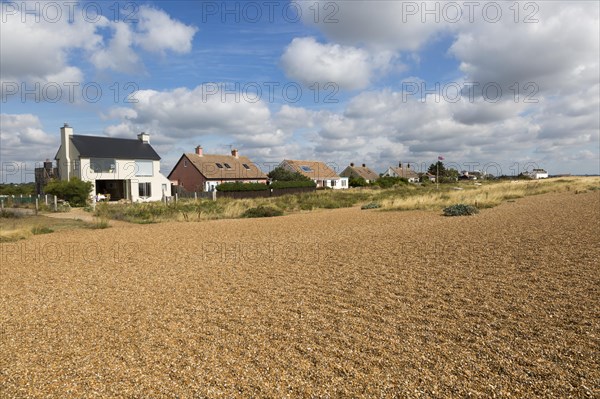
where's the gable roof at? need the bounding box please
[340,165,379,181]
[57,135,161,160]
[389,166,419,179]
[182,153,267,180]
[282,160,340,180]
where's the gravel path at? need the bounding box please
[1,191,599,398]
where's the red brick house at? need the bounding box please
[168,146,268,192]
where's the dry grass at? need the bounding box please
[379,176,600,211]
[1,190,599,398]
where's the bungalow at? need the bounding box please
[382,162,420,183]
[527,168,549,179]
[53,123,171,202]
[279,159,348,189]
[340,163,379,184]
[168,146,268,192]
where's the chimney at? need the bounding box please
[60,123,73,180]
[137,132,150,143]
[399,162,402,168]
[362,163,366,168]
[195,146,203,156]
[350,162,355,167]
[231,148,239,158]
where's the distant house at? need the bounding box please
[340,163,379,184]
[423,173,436,182]
[53,123,171,202]
[528,168,549,179]
[279,159,348,189]
[460,170,485,180]
[168,146,268,192]
[382,162,420,183]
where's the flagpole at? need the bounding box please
[436,161,439,190]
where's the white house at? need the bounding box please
[528,168,549,179]
[382,162,420,183]
[279,159,348,189]
[55,123,171,202]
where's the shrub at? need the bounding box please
[267,167,312,182]
[216,182,268,192]
[361,202,381,210]
[349,176,368,187]
[0,209,22,219]
[44,178,92,207]
[241,206,283,218]
[443,204,479,216]
[31,226,53,235]
[271,180,316,189]
[374,176,408,188]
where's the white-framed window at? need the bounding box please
[139,182,151,197]
[135,160,153,177]
[184,159,188,167]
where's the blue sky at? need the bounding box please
[1,1,599,183]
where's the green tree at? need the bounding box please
[44,177,93,206]
[427,161,446,176]
[267,166,311,182]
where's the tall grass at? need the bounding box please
[92,177,599,223]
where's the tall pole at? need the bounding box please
[436,161,439,190]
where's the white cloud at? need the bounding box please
[135,6,198,54]
[0,4,198,81]
[281,37,375,90]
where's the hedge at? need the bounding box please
[216,182,268,192]
[270,180,316,189]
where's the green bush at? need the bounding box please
[44,178,92,207]
[443,204,479,216]
[267,167,312,182]
[374,176,408,189]
[349,176,368,187]
[31,226,53,235]
[216,182,268,192]
[361,202,381,210]
[271,180,316,189]
[241,206,283,218]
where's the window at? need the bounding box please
[242,163,251,170]
[341,180,347,187]
[135,160,153,177]
[139,182,151,197]
[90,158,115,173]
[223,163,232,169]
[184,160,188,167]
[300,166,313,173]
[216,163,224,169]
[331,180,337,187]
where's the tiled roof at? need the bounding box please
[185,153,267,180]
[282,160,340,180]
[390,167,420,179]
[340,165,379,181]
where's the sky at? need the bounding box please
[1,0,599,183]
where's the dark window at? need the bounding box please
[242,163,251,170]
[139,182,151,197]
[300,166,313,172]
[216,163,224,169]
[224,163,232,169]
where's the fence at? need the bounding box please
[0,194,61,212]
